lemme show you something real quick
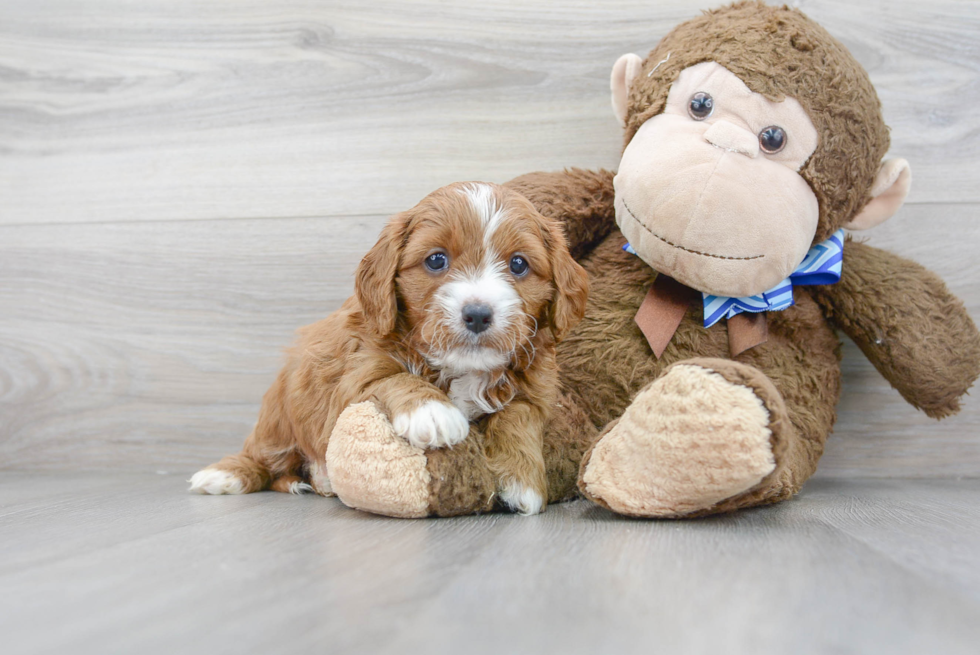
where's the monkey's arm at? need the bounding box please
[505,168,617,259]
[810,239,980,418]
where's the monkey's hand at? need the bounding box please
[504,168,616,259]
[811,238,980,418]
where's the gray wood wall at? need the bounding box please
[1,0,978,476]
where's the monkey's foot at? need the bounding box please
[326,402,496,518]
[326,402,432,518]
[579,359,786,518]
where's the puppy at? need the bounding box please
[189,182,588,514]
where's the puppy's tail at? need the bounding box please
[188,452,274,495]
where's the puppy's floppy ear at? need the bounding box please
[355,212,410,337]
[545,220,589,342]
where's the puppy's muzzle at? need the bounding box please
[462,303,493,334]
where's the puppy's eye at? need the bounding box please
[509,254,529,277]
[424,251,449,273]
[688,92,713,121]
[759,126,787,154]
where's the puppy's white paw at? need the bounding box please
[188,468,244,495]
[288,481,315,495]
[391,400,470,449]
[499,480,544,516]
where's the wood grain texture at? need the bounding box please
[0,215,366,471]
[1,473,979,655]
[0,1,978,476]
[0,0,978,226]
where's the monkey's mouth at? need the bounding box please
[619,197,765,262]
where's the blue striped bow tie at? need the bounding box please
[624,229,844,328]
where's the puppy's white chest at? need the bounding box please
[448,371,500,420]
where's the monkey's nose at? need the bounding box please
[462,304,493,334]
[703,120,759,158]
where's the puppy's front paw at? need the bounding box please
[392,400,470,449]
[499,479,544,515]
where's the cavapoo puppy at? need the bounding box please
[189,182,588,514]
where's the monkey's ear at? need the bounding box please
[611,53,643,127]
[844,159,912,231]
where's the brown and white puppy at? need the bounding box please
[189,182,589,514]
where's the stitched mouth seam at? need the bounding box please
[621,198,765,261]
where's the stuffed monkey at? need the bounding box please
[326,1,980,518]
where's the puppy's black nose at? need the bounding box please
[462,304,493,334]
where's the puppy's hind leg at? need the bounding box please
[270,475,315,495]
[189,451,272,495]
[191,370,305,495]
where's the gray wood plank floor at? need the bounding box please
[1,473,979,655]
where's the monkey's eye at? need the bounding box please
[424,251,449,272]
[688,92,713,120]
[509,254,529,277]
[759,126,787,154]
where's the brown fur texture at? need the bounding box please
[424,425,496,516]
[405,2,979,519]
[302,2,979,520]
[540,232,843,507]
[810,239,980,418]
[506,168,618,259]
[190,182,589,515]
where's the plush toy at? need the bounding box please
[325,1,980,518]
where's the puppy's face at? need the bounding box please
[356,182,588,374]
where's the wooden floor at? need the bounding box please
[1,473,979,655]
[2,2,980,653]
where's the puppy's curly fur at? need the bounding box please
[189,182,588,514]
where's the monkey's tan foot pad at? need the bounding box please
[579,362,776,518]
[325,402,431,518]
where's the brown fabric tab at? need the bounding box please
[634,275,695,358]
[728,312,769,357]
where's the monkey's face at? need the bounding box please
[614,62,821,298]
